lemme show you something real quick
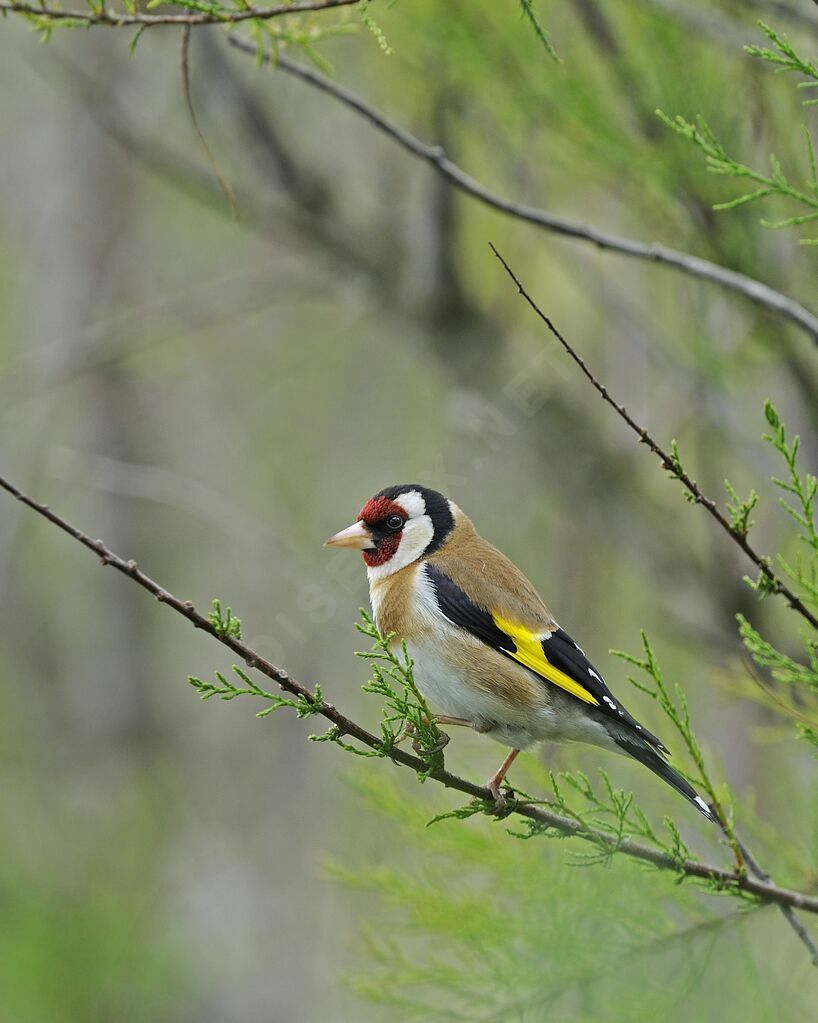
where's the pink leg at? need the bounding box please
[394,714,472,746]
[486,748,520,809]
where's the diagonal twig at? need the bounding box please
[489,243,818,632]
[226,36,818,347]
[734,831,818,965]
[491,241,818,965]
[1,471,818,929]
[709,804,818,966]
[0,0,358,27]
[180,25,239,220]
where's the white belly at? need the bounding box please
[404,636,547,750]
[372,565,616,754]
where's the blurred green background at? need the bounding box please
[0,2,817,1020]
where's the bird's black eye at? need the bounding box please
[385,514,404,531]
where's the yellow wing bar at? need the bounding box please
[492,613,599,706]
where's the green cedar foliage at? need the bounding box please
[660,23,818,244]
[738,403,818,752]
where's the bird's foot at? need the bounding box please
[485,748,521,815]
[486,776,517,816]
[486,775,506,811]
[417,715,469,754]
[413,730,450,756]
[394,718,450,756]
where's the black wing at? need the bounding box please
[425,563,667,753]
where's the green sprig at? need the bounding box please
[518,0,559,62]
[612,632,739,864]
[188,665,323,720]
[763,400,818,557]
[737,404,818,749]
[665,441,696,502]
[357,0,392,55]
[744,21,818,99]
[208,598,242,640]
[724,479,759,539]
[658,24,818,245]
[657,110,818,240]
[353,610,447,778]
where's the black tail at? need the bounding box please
[612,733,713,820]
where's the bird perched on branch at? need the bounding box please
[325,484,712,819]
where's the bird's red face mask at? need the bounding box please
[323,496,407,567]
[324,485,454,578]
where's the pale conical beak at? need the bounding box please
[323,520,376,550]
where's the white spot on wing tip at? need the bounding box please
[694,795,711,817]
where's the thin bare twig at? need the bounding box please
[1,472,818,925]
[227,37,818,347]
[490,243,818,632]
[0,0,358,27]
[44,50,387,284]
[734,832,818,965]
[180,25,239,219]
[710,802,818,966]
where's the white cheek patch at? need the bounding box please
[396,490,427,519]
[366,516,434,581]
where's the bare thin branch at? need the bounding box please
[711,802,818,966]
[180,25,239,219]
[1,471,818,921]
[227,37,818,347]
[0,0,357,26]
[490,243,818,632]
[734,832,818,965]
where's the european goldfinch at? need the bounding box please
[325,484,712,819]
